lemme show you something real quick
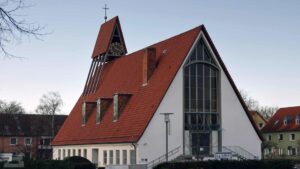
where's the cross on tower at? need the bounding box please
[103,4,109,22]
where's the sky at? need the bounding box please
[0,0,300,114]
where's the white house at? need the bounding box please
[52,16,262,168]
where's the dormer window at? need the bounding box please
[113,93,131,122]
[82,101,96,126]
[96,98,112,124]
[284,115,292,126]
[274,120,279,126]
[284,119,287,126]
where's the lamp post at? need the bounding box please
[160,113,173,162]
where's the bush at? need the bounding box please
[0,162,4,169]
[154,160,295,169]
[24,159,72,169]
[22,157,96,169]
[73,163,95,169]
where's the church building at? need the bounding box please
[52,16,262,167]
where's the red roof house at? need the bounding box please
[262,106,300,133]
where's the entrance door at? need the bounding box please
[191,132,210,156]
[92,149,99,166]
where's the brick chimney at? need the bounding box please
[142,47,157,85]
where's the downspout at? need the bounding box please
[131,142,137,164]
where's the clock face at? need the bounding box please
[109,42,124,56]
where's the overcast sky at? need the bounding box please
[0,0,300,114]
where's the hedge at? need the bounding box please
[154,160,295,169]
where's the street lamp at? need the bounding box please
[160,113,173,162]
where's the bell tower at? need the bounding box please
[83,16,127,95]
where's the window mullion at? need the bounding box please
[189,67,191,112]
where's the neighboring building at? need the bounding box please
[262,106,300,159]
[0,114,67,160]
[52,16,262,167]
[251,111,268,130]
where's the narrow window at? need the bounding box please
[278,134,283,141]
[82,102,86,125]
[10,137,17,145]
[109,150,113,164]
[290,134,295,141]
[96,98,101,123]
[122,150,127,165]
[103,150,107,165]
[67,149,71,157]
[78,149,81,156]
[72,149,76,156]
[63,149,66,159]
[116,150,120,164]
[130,149,136,164]
[268,135,272,141]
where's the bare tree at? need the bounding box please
[239,89,278,120]
[0,0,45,57]
[0,99,25,114]
[240,89,259,111]
[36,92,63,139]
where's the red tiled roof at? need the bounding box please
[52,25,201,146]
[262,106,300,133]
[52,17,262,146]
[91,16,127,58]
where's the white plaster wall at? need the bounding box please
[220,69,262,158]
[53,143,135,167]
[137,62,184,164]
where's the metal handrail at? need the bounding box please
[147,146,181,169]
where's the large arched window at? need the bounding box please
[184,39,218,112]
[183,38,220,156]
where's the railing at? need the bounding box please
[184,145,257,160]
[147,145,256,169]
[222,146,257,160]
[147,146,181,169]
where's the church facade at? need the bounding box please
[52,16,262,167]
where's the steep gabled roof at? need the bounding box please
[0,114,67,137]
[262,106,300,133]
[52,18,262,146]
[91,16,127,58]
[53,26,201,146]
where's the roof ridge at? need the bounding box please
[278,105,300,110]
[109,25,203,62]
